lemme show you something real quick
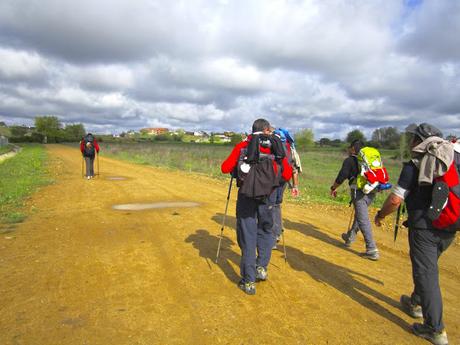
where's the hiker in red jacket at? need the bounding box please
[80,133,100,179]
[221,118,292,295]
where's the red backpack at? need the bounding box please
[427,151,460,231]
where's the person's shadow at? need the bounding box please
[185,229,241,284]
[286,245,410,331]
[211,213,236,231]
[283,218,362,256]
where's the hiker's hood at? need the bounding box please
[412,136,454,185]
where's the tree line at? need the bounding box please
[8,116,86,143]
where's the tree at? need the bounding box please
[371,126,400,149]
[345,129,365,144]
[319,137,331,147]
[64,123,86,142]
[295,129,315,148]
[35,116,62,143]
[230,133,243,144]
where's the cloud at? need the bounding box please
[0,0,459,139]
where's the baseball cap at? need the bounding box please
[405,123,443,141]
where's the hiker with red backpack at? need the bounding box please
[221,118,292,295]
[80,133,100,180]
[374,123,458,345]
[330,139,382,260]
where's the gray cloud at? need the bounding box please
[0,0,459,139]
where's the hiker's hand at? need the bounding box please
[330,187,337,198]
[374,212,384,227]
[291,187,300,198]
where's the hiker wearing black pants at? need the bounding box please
[375,123,456,345]
[221,119,292,295]
[330,140,379,260]
[80,133,100,180]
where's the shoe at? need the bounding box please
[412,323,448,345]
[363,249,379,261]
[272,244,277,250]
[276,235,281,243]
[341,233,352,247]
[238,280,256,295]
[256,266,268,281]
[400,295,423,318]
[86,176,91,180]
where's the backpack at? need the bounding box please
[274,128,303,173]
[83,134,95,156]
[356,147,391,194]
[237,133,285,199]
[427,149,460,232]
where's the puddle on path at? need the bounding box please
[106,176,127,181]
[112,202,200,211]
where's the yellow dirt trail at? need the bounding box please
[0,144,458,344]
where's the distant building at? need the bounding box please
[141,127,169,136]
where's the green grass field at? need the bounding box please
[101,142,404,208]
[0,144,51,225]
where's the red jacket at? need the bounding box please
[221,138,293,182]
[80,138,100,155]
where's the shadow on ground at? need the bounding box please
[286,245,411,332]
[185,229,240,284]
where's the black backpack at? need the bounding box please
[83,134,95,156]
[237,134,285,200]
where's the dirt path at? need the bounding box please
[0,144,458,345]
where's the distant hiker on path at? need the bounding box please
[80,133,100,180]
[271,128,302,249]
[221,118,292,295]
[375,123,458,345]
[330,139,380,260]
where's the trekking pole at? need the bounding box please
[215,176,234,263]
[347,205,355,232]
[281,221,287,264]
[97,151,100,178]
[394,203,406,242]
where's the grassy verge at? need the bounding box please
[0,144,14,155]
[101,142,404,208]
[0,144,51,226]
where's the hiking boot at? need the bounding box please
[238,280,256,295]
[341,233,352,247]
[400,295,423,318]
[412,323,448,345]
[256,266,268,281]
[363,249,379,261]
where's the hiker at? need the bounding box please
[374,123,457,345]
[330,139,380,260]
[80,133,100,179]
[221,118,292,295]
[271,128,301,249]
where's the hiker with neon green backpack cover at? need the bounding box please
[330,139,387,260]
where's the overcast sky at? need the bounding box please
[0,0,459,139]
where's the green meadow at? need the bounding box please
[101,142,404,207]
[0,145,51,225]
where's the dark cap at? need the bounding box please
[349,139,364,152]
[405,123,443,141]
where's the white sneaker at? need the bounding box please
[256,266,268,281]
